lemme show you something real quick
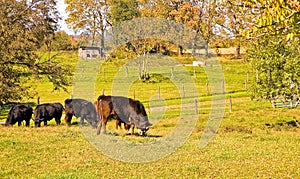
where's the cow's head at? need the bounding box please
[137,127,150,136]
[132,116,152,136]
[89,118,98,128]
[132,101,152,136]
[5,108,14,125]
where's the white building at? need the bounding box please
[78,46,102,59]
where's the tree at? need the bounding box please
[0,0,71,105]
[169,0,218,56]
[65,0,109,53]
[108,0,140,24]
[246,0,299,40]
[109,0,152,80]
[139,0,172,18]
[215,0,257,58]
[48,31,74,51]
[247,0,300,100]
[34,0,61,60]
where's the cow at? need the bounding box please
[95,95,152,136]
[33,103,63,127]
[64,98,99,128]
[4,104,33,127]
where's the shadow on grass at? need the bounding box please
[123,133,162,138]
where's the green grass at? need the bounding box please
[0,51,299,178]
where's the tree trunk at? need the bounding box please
[100,13,105,57]
[205,41,209,57]
[236,44,241,58]
[178,45,183,56]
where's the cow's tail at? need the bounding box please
[96,99,103,135]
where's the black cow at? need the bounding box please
[34,103,63,127]
[95,95,152,136]
[4,104,33,126]
[64,98,99,128]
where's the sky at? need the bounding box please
[56,0,74,35]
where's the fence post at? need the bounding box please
[222,80,225,94]
[103,68,105,79]
[194,68,196,78]
[206,83,209,95]
[102,89,105,95]
[133,89,136,100]
[182,83,185,98]
[171,67,174,79]
[229,96,232,113]
[125,66,128,78]
[158,86,160,100]
[271,99,276,109]
[148,102,151,114]
[195,99,198,114]
[37,97,40,105]
[246,72,249,83]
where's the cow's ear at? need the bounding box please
[134,101,142,113]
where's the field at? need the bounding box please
[0,51,299,178]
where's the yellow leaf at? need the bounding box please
[286,33,294,41]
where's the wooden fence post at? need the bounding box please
[206,83,209,95]
[195,99,198,114]
[158,86,160,100]
[103,68,105,79]
[148,102,151,114]
[182,83,185,98]
[246,72,249,83]
[102,89,105,95]
[222,80,225,94]
[125,66,128,78]
[229,96,232,113]
[37,97,40,105]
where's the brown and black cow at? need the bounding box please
[64,98,99,128]
[95,95,152,136]
[4,104,33,127]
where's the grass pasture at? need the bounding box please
[0,52,299,178]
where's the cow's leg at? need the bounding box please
[98,116,108,135]
[116,120,120,130]
[44,120,47,126]
[102,120,107,134]
[80,116,85,127]
[55,117,61,125]
[96,120,102,135]
[65,114,73,127]
[18,121,22,127]
[131,126,135,135]
[35,121,41,127]
[25,120,30,127]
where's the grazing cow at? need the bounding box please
[34,103,63,127]
[4,104,33,126]
[95,95,152,136]
[64,98,99,128]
